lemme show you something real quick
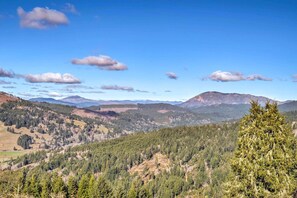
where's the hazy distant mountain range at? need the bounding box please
[30,95,182,107]
[30,91,282,108]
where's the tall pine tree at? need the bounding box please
[225,102,297,197]
[78,174,90,198]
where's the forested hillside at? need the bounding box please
[0,122,238,197]
[0,100,115,152]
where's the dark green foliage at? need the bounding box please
[40,175,51,198]
[225,102,297,197]
[78,174,89,198]
[17,134,33,149]
[52,174,67,196]
[95,176,113,197]
[191,104,251,122]
[67,176,78,198]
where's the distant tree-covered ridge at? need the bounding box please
[225,102,297,197]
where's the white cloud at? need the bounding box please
[72,55,128,71]
[25,73,81,84]
[101,85,134,92]
[208,70,272,82]
[17,7,68,29]
[293,75,297,82]
[209,71,245,82]
[47,92,63,97]
[166,72,178,80]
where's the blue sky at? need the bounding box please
[0,0,296,101]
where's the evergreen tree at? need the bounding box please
[114,182,126,198]
[52,174,67,196]
[88,175,96,198]
[29,174,41,197]
[96,176,113,198]
[78,174,90,198]
[40,175,51,198]
[67,176,78,198]
[127,183,137,198]
[225,102,297,197]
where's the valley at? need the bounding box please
[1,91,297,197]
[1,91,297,161]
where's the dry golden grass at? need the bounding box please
[97,125,109,134]
[65,118,86,129]
[129,153,171,181]
[100,107,138,113]
[0,122,51,161]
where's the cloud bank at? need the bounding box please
[24,73,81,84]
[72,55,128,71]
[208,70,272,82]
[17,7,68,29]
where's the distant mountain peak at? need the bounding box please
[181,91,277,108]
[61,95,97,104]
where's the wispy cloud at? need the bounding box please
[293,75,297,82]
[101,85,134,92]
[246,74,272,81]
[72,55,128,71]
[63,3,78,14]
[166,72,178,80]
[0,68,15,78]
[24,73,81,84]
[65,85,94,89]
[17,7,68,29]
[208,70,272,82]
[18,92,36,98]
[2,86,16,89]
[136,89,149,93]
[36,89,49,93]
[80,90,104,94]
[0,80,13,84]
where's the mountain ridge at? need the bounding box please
[30,96,182,107]
[181,91,279,108]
